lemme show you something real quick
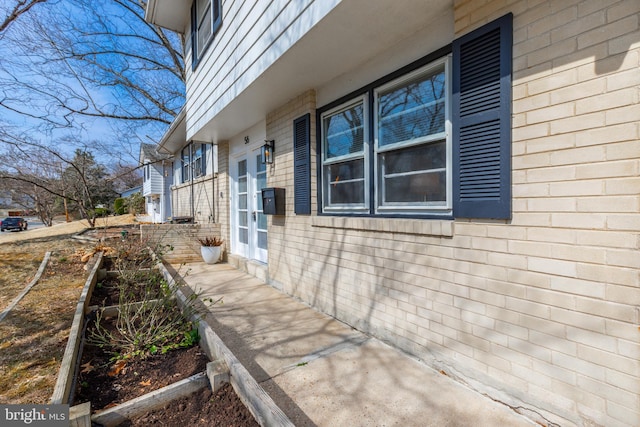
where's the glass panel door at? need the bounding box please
[253,152,268,263]
[235,158,249,258]
[232,152,268,263]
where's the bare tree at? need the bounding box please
[0,131,121,227]
[0,131,66,225]
[0,0,185,213]
[0,0,185,162]
[0,0,47,34]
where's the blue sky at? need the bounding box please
[0,0,184,165]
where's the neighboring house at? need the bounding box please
[140,143,173,223]
[120,185,142,199]
[145,1,639,426]
[153,108,218,225]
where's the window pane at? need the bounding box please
[378,66,446,147]
[182,164,189,182]
[200,144,207,175]
[238,194,247,210]
[239,211,248,227]
[193,158,202,177]
[238,160,247,176]
[324,159,365,205]
[257,231,268,250]
[257,173,266,191]
[238,176,247,193]
[197,0,212,56]
[257,212,267,230]
[378,142,446,205]
[239,228,248,244]
[198,12,212,55]
[256,154,266,173]
[385,141,446,174]
[196,0,210,22]
[324,102,364,159]
[330,180,365,205]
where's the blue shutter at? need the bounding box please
[212,0,222,34]
[453,13,512,219]
[190,3,198,70]
[294,114,311,214]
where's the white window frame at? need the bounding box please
[192,143,203,179]
[193,0,221,66]
[374,56,452,214]
[181,146,190,183]
[195,0,212,59]
[319,56,453,216]
[320,95,370,213]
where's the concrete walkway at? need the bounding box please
[179,262,534,427]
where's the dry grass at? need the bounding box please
[0,215,138,404]
[0,252,42,313]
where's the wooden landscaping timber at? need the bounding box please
[89,298,171,318]
[0,251,51,323]
[197,323,294,427]
[168,284,294,427]
[91,372,209,427]
[69,402,91,427]
[51,252,104,405]
[207,360,230,391]
[105,268,152,278]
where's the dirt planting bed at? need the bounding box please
[74,332,209,410]
[73,246,258,425]
[121,383,258,426]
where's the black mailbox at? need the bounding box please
[262,187,285,215]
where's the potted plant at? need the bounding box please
[197,236,224,264]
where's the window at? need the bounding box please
[181,147,190,183]
[191,0,222,68]
[375,60,450,212]
[321,97,368,212]
[181,143,208,183]
[192,143,206,178]
[318,13,512,219]
[320,58,450,216]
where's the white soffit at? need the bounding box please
[157,108,187,154]
[145,0,191,33]
[190,0,453,143]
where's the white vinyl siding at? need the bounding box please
[142,162,165,196]
[185,0,340,140]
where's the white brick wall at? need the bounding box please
[141,223,221,263]
[170,175,217,225]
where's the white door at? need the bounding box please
[233,149,268,263]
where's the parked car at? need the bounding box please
[1,217,28,232]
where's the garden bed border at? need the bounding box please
[51,251,104,404]
[54,247,287,426]
[158,261,294,427]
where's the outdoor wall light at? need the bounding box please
[261,140,275,164]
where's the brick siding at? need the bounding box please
[259,2,640,426]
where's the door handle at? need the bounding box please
[252,211,257,221]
